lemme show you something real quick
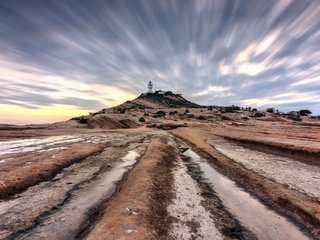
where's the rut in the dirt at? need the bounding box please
[0,133,317,240]
[179,147,312,240]
[0,134,147,240]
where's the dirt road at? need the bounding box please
[0,129,318,239]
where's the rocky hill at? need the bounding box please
[51,91,202,129]
[112,90,202,111]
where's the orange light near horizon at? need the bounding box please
[0,104,95,124]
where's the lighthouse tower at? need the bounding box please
[147,81,153,93]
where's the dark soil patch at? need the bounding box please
[148,141,176,239]
[181,155,257,240]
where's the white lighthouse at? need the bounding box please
[147,81,153,93]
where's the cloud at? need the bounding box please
[0,54,136,110]
[193,86,231,97]
[0,0,319,123]
[240,91,320,112]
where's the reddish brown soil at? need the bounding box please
[171,127,320,238]
[84,138,175,240]
[0,143,105,199]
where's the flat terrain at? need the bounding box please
[0,108,319,240]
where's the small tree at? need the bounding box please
[299,109,312,116]
[266,108,275,113]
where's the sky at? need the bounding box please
[0,0,319,123]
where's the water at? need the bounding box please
[0,135,83,155]
[14,150,141,240]
[183,149,310,240]
[0,134,144,156]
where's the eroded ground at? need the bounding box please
[0,116,319,240]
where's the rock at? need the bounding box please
[197,115,206,120]
[87,115,140,129]
[252,112,264,117]
[146,123,187,130]
[138,117,146,122]
[187,114,195,118]
[169,111,178,115]
[178,146,189,153]
[221,115,231,120]
[229,122,244,126]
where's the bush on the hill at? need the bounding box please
[266,108,275,113]
[223,105,241,113]
[153,110,166,118]
[299,109,312,116]
[116,108,126,114]
[70,116,87,124]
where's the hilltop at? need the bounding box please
[43,90,320,130]
[112,90,202,111]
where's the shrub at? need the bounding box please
[153,110,166,118]
[116,108,126,114]
[224,107,234,113]
[299,109,312,116]
[70,116,87,124]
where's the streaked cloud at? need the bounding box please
[0,0,319,123]
[0,55,136,109]
[193,86,231,97]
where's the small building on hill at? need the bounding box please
[148,81,153,93]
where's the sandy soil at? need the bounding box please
[84,137,175,240]
[182,148,309,240]
[210,139,320,198]
[0,142,104,198]
[0,108,319,239]
[171,126,320,238]
[168,157,223,240]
